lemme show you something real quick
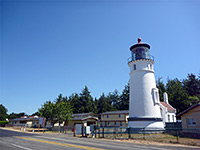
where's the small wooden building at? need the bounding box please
[177,103,200,133]
[72,112,98,136]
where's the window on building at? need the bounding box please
[108,122,110,126]
[134,64,136,70]
[107,115,110,118]
[102,115,104,118]
[119,114,122,118]
[172,115,175,122]
[187,118,196,126]
[149,64,153,70]
[115,122,118,126]
[120,122,122,126]
[153,88,160,104]
[168,115,170,122]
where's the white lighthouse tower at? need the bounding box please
[128,38,164,130]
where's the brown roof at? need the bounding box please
[72,112,98,117]
[72,116,98,121]
[177,103,200,117]
[101,110,129,115]
[160,102,176,112]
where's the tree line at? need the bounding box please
[38,85,129,125]
[38,73,200,125]
[157,73,200,114]
[0,73,199,123]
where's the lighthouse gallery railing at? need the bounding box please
[127,55,154,64]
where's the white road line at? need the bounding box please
[0,139,33,150]
[10,143,33,150]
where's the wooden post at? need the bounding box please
[128,127,131,139]
[38,124,40,132]
[176,129,179,143]
[43,118,46,133]
[143,128,145,140]
[98,127,100,138]
[102,127,104,138]
[113,128,115,139]
[73,123,76,137]
[95,127,97,138]
[82,123,84,137]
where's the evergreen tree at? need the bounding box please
[96,93,113,114]
[107,90,120,110]
[93,98,98,114]
[31,111,40,116]
[0,104,7,121]
[8,112,26,119]
[119,84,129,110]
[55,93,63,104]
[156,78,166,102]
[183,73,200,98]
[68,93,82,113]
[79,86,94,113]
[166,78,189,113]
[62,96,68,103]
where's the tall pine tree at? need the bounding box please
[119,84,129,110]
[156,78,166,102]
[166,78,189,113]
[79,86,95,113]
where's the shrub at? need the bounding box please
[0,121,8,126]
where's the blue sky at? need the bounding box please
[1,0,200,115]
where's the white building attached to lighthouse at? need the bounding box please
[128,38,164,130]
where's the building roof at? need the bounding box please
[160,102,176,112]
[72,112,98,117]
[72,116,98,121]
[9,118,39,122]
[130,43,150,50]
[177,103,200,117]
[130,38,150,50]
[101,110,129,115]
[9,115,42,122]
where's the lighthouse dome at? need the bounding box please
[128,38,153,63]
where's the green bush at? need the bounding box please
[0,121,8,124]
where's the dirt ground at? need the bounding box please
[100,133,200,147]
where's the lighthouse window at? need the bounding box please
[134,64,136,70]
[150,64,152,70]
[153,88,160,104]
[136,48,143,59]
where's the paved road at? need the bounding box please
[0,128,199,150]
